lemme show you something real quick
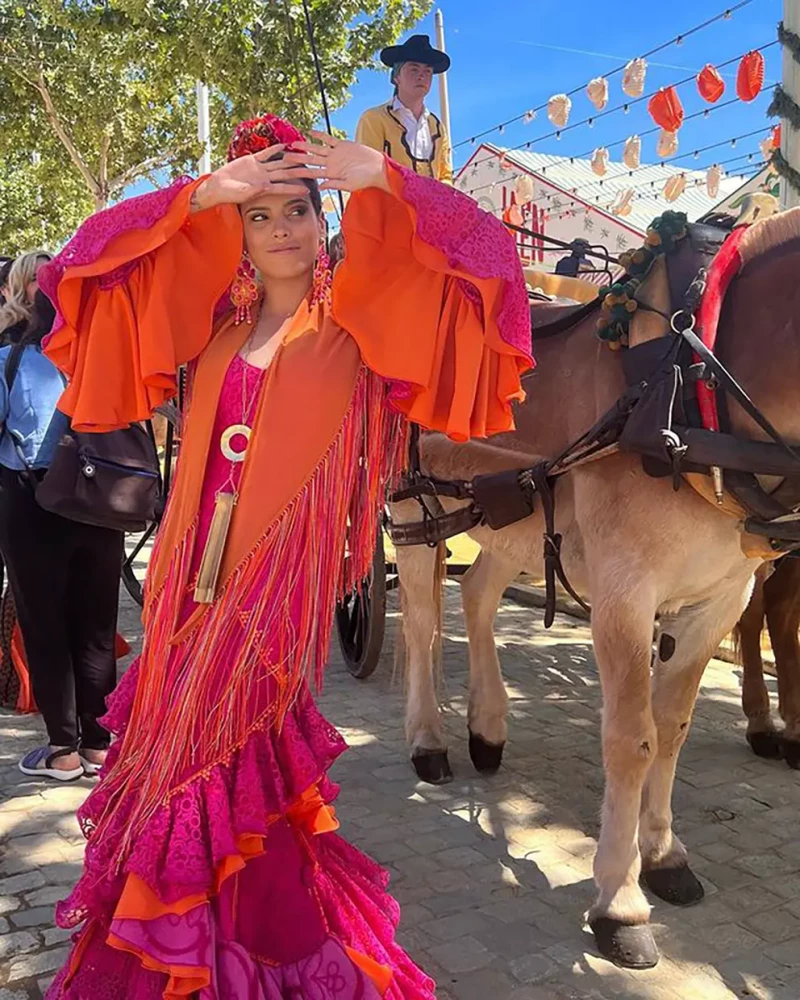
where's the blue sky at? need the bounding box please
[331,0,782,181]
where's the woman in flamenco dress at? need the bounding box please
[39,113,532,999]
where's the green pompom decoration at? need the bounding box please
[596,211,687,347]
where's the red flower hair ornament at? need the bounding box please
[226,113,305,162]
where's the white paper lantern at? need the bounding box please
[657,129,679,159]
[706,164,722,199]
[591,147,609,177]
[623,135,641,170]
[547,94,571,128]
[587,77,609,111]
[514,174,534,204]
[622,58,647,98]
[610,188,635,217]
[664,174,687,202]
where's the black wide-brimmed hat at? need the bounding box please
[380,34,450,74]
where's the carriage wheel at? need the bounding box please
[121,521,160,607]
[335,530,387,679]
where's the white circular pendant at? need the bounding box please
[220,424,251,463]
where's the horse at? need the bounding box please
[390,208,800,970]
[737,556,800,768]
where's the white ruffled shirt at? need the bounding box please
[392,97,433,161]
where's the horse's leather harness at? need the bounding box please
[387,219,800,627]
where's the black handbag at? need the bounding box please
[4,344,162,533]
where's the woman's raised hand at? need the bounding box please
[285,133,390,195]
[191,146,319,212]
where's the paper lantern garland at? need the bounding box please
[648,86,684,132]
[591,147,609,176]
[547,94,571,128]
[587,77,609,111]
[623,135,641,170]
[657,129,679,158]
[663,174,687,203]
[610,189,635,217]
[736,51,765,103]
[622,58,647,98]
[706,164,721,199]
[697,65,725,104]
[514,174,534,204]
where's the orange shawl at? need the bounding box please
[46,163,531,603]
[41,161,532,883]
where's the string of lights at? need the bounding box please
[451,1,756,152]
[508,160,766,228]
[455,41,779,177]
[460,114,774,204]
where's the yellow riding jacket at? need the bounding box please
[356,103,453,185]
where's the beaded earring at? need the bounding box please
[231,252,259,325]
[311,245,333,306]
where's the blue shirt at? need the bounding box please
[0,345,68,471]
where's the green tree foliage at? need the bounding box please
[0,0,431,253]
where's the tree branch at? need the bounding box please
[109,149,183,195]
[33,70,100,200]
[98,131,111,194]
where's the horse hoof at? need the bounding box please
[468,731,505,774]
[590,917,659,969]
[747,730,783,759]
[642,865,705,906]
[412,750,453,785]
[782,738,800,770]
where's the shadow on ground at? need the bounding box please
[0,583,798,999]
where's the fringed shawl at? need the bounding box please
[39,161,532,865]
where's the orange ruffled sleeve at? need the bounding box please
[333,160,533,442]
[41,178,243,432]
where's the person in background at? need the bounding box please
[356,34,452,184]
[0,257,13,305]
[0,289,123,780]
[0,250,52,346]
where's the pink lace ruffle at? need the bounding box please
[38,178,195,339]
[50,918,432,1000]
[57,658,347,926]
[391,163,532,362]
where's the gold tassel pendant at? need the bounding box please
[194,492,237,604]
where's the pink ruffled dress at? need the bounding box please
[38,158,533,1000]
[47,356,433,999]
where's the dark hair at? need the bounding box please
[303,178,323,216]
[269,152,322,215]
[21,289,56,347]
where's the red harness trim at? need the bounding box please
[693,225,748,432]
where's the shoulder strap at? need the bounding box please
[1,343,33,472]
[4,343,25,393]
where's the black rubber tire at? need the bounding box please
[121,521,159,608]
[335,530,387,680]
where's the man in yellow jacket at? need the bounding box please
[356,34,453,185]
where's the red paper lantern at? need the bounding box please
[736,51,765,103]
[772,123,782,149]
[648,86,684,132]
[697,64,725,104]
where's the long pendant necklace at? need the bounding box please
[194,340,265,605]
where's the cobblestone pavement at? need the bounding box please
[1,582,799,999]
